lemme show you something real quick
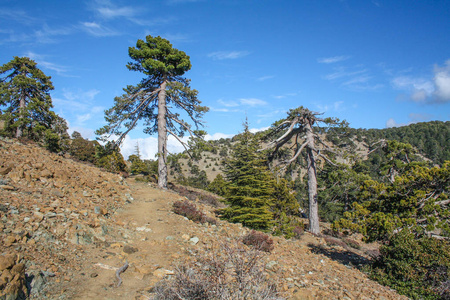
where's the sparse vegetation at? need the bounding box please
[152,241,282,299]
[242,230,274,253]
[172,200,217,225]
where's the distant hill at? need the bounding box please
[168,120,450,186]
[351,121,450,165]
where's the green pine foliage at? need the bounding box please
[207,174,228,197]
[334,161,450,242]
[351,121,450,166]
[95,142,127,173]
[0,56,69,152]
[369,229,450,299]
[219,123,275,231]
[271,178,300,238]
[128,154,149,175]
[68,131,99,163]
[317,163,372,223]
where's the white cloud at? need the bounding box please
[239,98,267,106]
[76,113,92,124]
[97,6,136,19]
[386,118,405,128]
[315,101,345,113]
[257,75,274,81]
[119,134,190,160]
[24,51,71,75]
[391,59,450,104]
[433,60,450,102]
[218,99,239,107]
[317,55,351,64]
[205,133,234,140]
[207,51,250,60]
[273,92,297,99]
[80,22,118,37]
[249,126,270,133]
[386,113,434,129]
[325,68,367,81]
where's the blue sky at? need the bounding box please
[1,0,449,159]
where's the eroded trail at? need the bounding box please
[71,180,195,299]
[69,179,407,300]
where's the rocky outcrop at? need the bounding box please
[0,137,132,298]
[0,253,27,300]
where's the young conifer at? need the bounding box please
[220,121,274,231]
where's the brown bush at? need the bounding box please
[323,235,348,249]
[343,237,361,250]
[170,184,223,207]
[172,200,217,225]
[293,226,304,239]
[242,230,274,253]
[151,241,283,299]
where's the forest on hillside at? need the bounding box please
[1,36,449,299]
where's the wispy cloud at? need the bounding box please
[25,52,71,76]
[209,107,239,113]
[315,101,345,113]
[80,21,119,37]
[97,5,137,19]
[273,92,297,99]
[217,99,239,107]
[318,55,351,64]
[54,88,101,112]
[207,51,250,60]
[325,67,367,80]
[89,0,157,26]
[0,8,37,24]
[214,98,267,112]
[166,0,205,4]
[324,66,383,91]
[239,98,267,106]
[257,75,274,81]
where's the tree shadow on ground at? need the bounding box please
[307,243,371,270]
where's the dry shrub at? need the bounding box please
[293,226,304,239]
[323,235,348,249]
[170,184,223,207]
[151,241,283,300]
[343,237,361,250]
[242,230,274,253]
[172,200,217,225]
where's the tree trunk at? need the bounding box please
[15,94,25,138]
[157,80,168,189]
[306,123,320,234]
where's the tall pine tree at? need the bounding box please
[220,121,274,231]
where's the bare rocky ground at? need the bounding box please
[0,137,408,299]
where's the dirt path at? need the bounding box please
[55,179,406,300]
[70,180,192,299]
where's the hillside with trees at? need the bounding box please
[1,37,449,299]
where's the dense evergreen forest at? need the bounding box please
[353,121,450,165]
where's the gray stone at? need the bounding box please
[189,236,199,245]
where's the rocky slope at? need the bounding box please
[0,137,407,299]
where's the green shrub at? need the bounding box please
[369,229,450,299]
